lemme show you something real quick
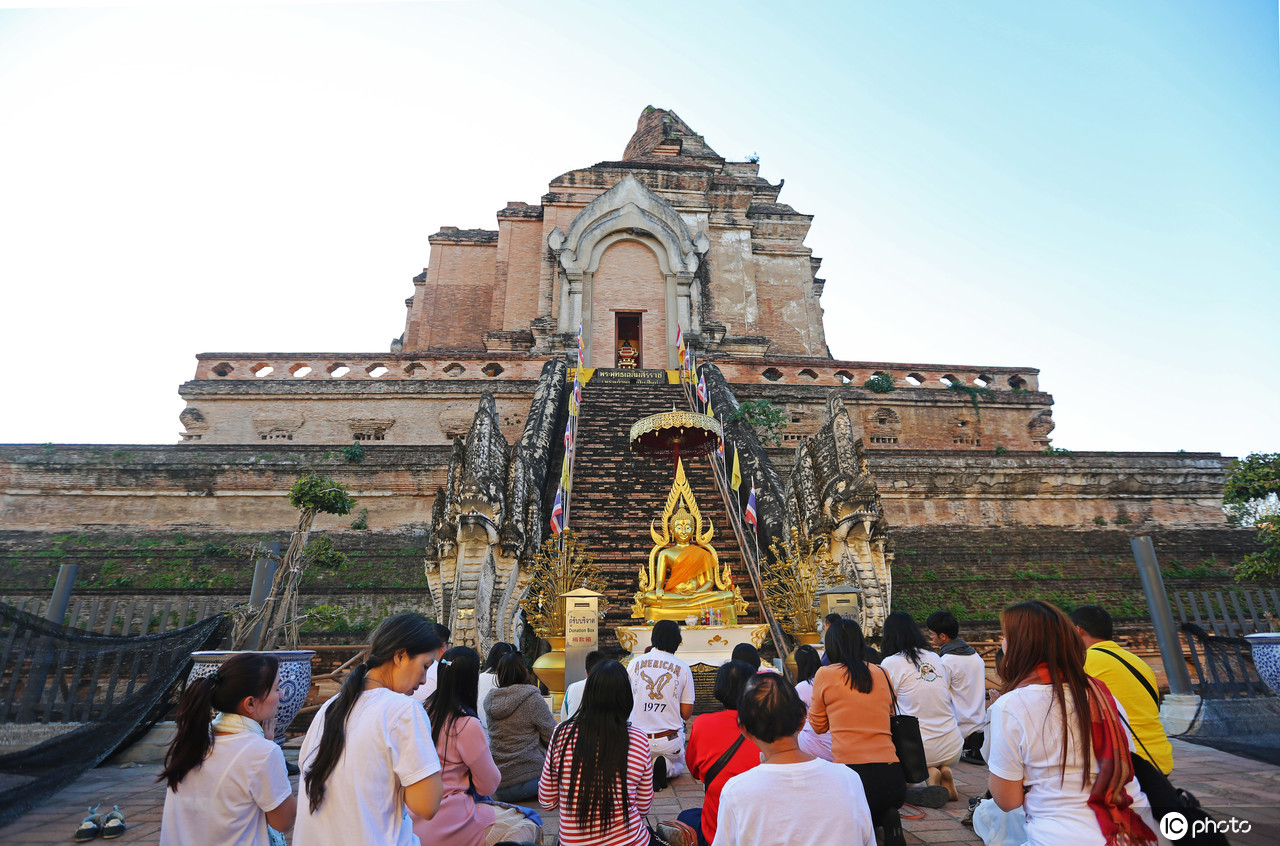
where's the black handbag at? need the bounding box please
[881,666,929,783]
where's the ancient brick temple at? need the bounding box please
[0,108,1254,638]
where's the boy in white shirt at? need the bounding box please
[627,620,695,789]
[927,610,989,765]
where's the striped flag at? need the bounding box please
[570,372,582,416]
[696,371,708,404]
[549,485,564,535]
[575,324,584,366]
[564,419,574,455]
[744,483,758,531]
[730,448,742,492]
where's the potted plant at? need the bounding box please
[189,472,355,741]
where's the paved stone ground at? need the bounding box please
[1,738,1276,845]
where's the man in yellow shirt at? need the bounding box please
[1071,605,1175,774]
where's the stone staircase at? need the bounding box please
[564,373,761,647]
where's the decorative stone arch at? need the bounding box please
[549,175,709,368]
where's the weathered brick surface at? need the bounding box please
[589,240,668,369]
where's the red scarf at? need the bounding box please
[1031,664,1156,846]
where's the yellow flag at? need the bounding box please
[730,447,742,491]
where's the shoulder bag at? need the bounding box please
[881,666,928,783]
[702,733,747,787]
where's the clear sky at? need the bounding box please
[1,0,1277,458]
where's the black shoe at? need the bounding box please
[961,797,981,828]
[653,756,669,792]
[904,785,950,809]
[960,748,985,765]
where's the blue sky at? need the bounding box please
[0,0,1276,457]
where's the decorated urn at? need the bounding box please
[188,650,316,743]
[1245,633,1280,697]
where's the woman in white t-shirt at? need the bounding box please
[791,645,833,762]
[880,611,964,804]
[159,652,296,846]
[295,613,445,846]
[985,601,1162,846]
[712,672,875,846]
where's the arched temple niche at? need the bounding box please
[589,240,667,370]
[549,174,708,368]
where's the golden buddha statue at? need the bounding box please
[632,460,748,624]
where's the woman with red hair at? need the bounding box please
[985,600,1163,846]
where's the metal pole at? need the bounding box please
[247,542,280,651]
[44,563,80,625]
[1131,536,1194,696]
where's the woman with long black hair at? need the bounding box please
[807,618,906,846]
[294,612,444,846]
[538,660,654,846]
[880,610,963,804]
[477,641,515,731]
[411,645,541,846]
[159,652,296,846]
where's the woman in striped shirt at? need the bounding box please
[539,660,654,846]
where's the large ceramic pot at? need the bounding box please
[188,650,316,743]
[1245,633,1280,697]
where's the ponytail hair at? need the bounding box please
[304,612,441,813]
[160,652,279,791]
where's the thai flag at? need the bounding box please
[696,372,708,404]
[564,420,574,455]
[576,324,584,366]
[717,436,725,463]
[550,485,564,535]
[572,376,582,412]
[744,484,758,532]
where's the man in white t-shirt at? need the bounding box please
[927,610,989,765]
[410,623,451,704]
[627,620,695,789]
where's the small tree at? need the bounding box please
[233,473,355,650]
[728,399,788,447]
[1225,452,1280,580]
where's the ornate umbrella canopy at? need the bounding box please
[629,406,722,457]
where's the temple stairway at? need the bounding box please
[563,373,762,647]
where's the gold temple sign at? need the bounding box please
[631,459,747,623]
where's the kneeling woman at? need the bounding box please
[539,660,654,846]
[295,613,445,846]
[987,601,1161,846]
[413,646,541,846]
[159,653,296,846]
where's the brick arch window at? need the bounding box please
[865,406,902,445]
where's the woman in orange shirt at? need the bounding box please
[807,619,906,846]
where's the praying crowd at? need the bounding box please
[155,601,1187,846]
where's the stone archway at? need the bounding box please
[548,174,709,368]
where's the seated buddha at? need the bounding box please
[632,492,747,624]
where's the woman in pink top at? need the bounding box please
[412,646,540,846]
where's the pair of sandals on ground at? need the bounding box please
[73,804,126,841]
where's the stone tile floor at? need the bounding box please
[1,738,1276,845]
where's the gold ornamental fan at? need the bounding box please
[628,405,722,457]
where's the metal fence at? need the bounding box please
[3,597,237,637]
[1171,589,1279,699]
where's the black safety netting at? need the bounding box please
[0,601,227,826]
[1176,622,1280,766]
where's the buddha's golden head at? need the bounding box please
[671,508,694,542]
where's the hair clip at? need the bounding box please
[439,658,452,667]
